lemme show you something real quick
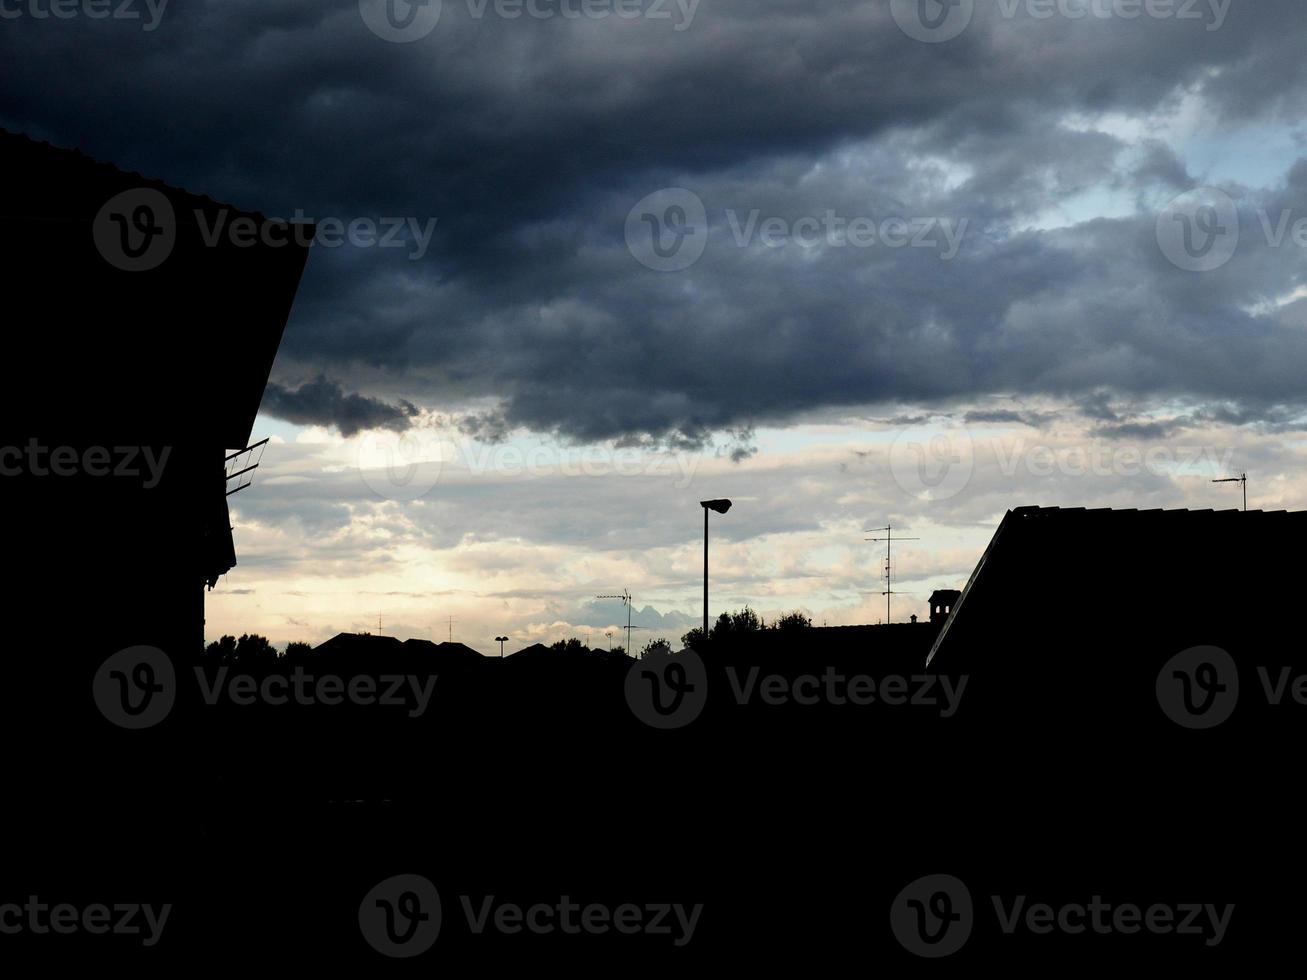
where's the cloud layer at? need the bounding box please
[5,1,1307,445]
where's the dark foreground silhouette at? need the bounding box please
[2,131,1300,967]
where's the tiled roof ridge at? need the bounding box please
[0,126,285,223]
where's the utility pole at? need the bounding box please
[865,525,920,625]
[1213,473,1248,512]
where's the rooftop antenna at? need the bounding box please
[1212,473,1248,512]
[224,437,270,497]
[596,589,633,656]
[447,615,455,643]
[865,525,920,625]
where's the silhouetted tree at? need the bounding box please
[680,627,705,651]
[773,611,812,631]
[204,634,238,662]
[234,633,278,666]
[640,638,672,658]
[710,607,762,641]
[550,637,589,655]
[284,641,312,660]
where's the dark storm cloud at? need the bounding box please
[6,1,1307,441]
[262,375,417,435]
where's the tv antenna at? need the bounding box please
[1212,473,1248,512]
[225,437,269,497]
[596,589,633,656]
[865,525,919,625]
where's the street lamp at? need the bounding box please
[699,499,732,643]
[494,635,509,657]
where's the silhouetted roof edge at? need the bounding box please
[924,504,1306,667]
[925,508,1013,668]
[0,127,302,227]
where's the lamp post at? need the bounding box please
[494,635,509,657]
[699,499,732,643]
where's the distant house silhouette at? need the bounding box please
[507,642,553,658]
[307,632,486,668]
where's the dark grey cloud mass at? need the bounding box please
[5,0,1307,442]
[262,375,418,435]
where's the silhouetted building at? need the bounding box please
[926,506,1306,726]
[1,129,313,665]
[928,589,961,624]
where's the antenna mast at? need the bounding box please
[595,589,633,656]
[865,525,920,625]
[1212,473,1248,512]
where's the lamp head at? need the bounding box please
[700,499,732,514]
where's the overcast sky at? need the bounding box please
[5,1,1307,650]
